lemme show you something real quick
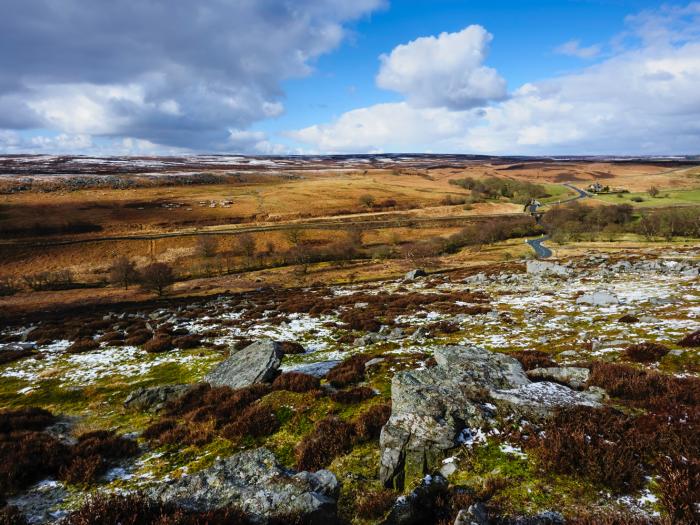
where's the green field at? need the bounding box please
[541,183,578,204]
[593,187,700,207]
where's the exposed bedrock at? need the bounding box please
[379,345,602,489]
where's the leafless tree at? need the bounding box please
[140,262,175,296]
[109,256,139,289]
[237,233,256,260]
[196,235,219,258]
[359,194,375,208]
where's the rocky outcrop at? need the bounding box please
[205,340,283,389]
[150,447,338,524]
[379,346,601,489]
[526,260,571,277]
[124,384,193,412]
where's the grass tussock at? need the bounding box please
[294,416,355,471]
[624,342,670,363]
[355,489,397,520]
[143,383,274,447]
[66,338,99,354]
[0,407,55,433]
[0,348,37,366]
[271,372,320,393]
[221,404,279,440]
[143,336,174,353]
[326,355,372,388]
[329,386,375,404]
[678,329,700,347]
[509,350,556,371]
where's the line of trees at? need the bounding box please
[109,257,175,296]
[543,201,700,242]
[449,176,550,204]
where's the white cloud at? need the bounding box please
[293,4,700,155]
[376,25,507,110]
[289,102,480,153]
[555,39,601,59]
[0,0,385,152]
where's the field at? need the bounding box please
[1,155,700,525]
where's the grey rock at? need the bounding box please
[526,260,571,277]
[379,346,528,488]
[150,447,338,524]
[384,475,448,525]
[365,357,386,369]
[205,340,283,389]
[124,384,193,413]
[490,382,601,420]
[354,333,386,346]
[557,350,579,359]
[379,346,600,489]
[454,503,489,525]
[285,360,341,378]
[404,269,427,281]
[526,367,590,390]
[576,291,620,306]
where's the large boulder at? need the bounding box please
[404,269,427,281]
[379,346,601,489]
[149,447,338,524]
[124,384,193,413]
[205,340,283,389]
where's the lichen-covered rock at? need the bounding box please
[149,447,338,524]
[380,346,528,489]
[123,384,193,412]
[526,260,571,277]
[526,366,590,390]
[490,382,601,420]
[379,346,601,489]
[205,340,283,388]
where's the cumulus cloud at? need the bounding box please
[292,4,700,155]
[376,25,506,110]
[555,40,601,59]
[0,0,384,152]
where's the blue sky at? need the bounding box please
[1,1,699,155]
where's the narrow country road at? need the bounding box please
[525,183,590,258]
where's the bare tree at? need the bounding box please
[109,256,139,289]
[140,262,175,296]
[237,233,256,260]
[647,186,660,198]
[347,228,364,248]
[196,235,219,258]
[285,227,304,247]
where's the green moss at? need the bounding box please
[450,441,601,516]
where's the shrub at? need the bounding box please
[59,455,104,485]
[355,489,397,519]
[66,338,99,354]
[624,342,670,362]
[277,341,306,354]
[272,372,320,393]
[0,506,27,525]
[99,331,125,343]
[353,403,392,440]
[617,314,639,324]
[143,336,174,353]
[0,348,36,365]
[330,386,375,404]
[530,406,645,493]
[657,456,700,524]
[58,430,139,485]
[678,329,700,347]
[0,431,68,494]
[295,416,355,471]
[326,355,372,388]
[125,329,153,346]
[221,404,279,439]
[172,335,202,349]
[509,350,556,371]
[0,407,55,433]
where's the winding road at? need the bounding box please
[525,183,590,259]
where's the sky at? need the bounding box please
[1,0,699,156]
